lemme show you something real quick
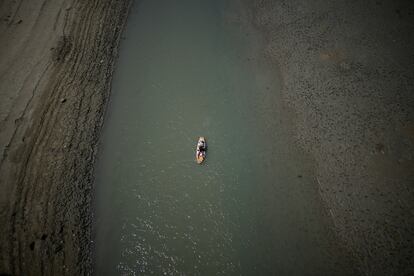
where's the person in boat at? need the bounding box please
[199,142,206,153]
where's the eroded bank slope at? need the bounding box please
[0,0,131,274]
[247,0,414,275]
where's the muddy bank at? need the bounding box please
[0,0,131,274]
[247,0,414,274]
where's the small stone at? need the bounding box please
[60,98,67,103]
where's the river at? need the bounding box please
[93,1,354,275]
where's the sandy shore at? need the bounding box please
[247,0,414,274]
[0,0,131,274]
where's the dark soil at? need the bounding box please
[0,0,131,275]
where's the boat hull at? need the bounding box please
[196,137,206,164]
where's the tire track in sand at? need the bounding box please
[0,0,132,274]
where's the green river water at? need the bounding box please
[93,1,354,275]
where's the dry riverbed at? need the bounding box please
[247,0,414,274]
[0,0,131,275]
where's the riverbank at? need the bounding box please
[0,0,131,274]
[246,0,414,274]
